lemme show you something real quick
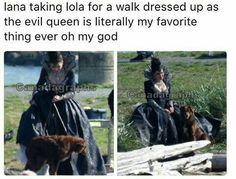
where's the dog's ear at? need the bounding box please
[75,140,87,155]
[187,106,195,113]
[180,106,186,113]
[180,106,189,119]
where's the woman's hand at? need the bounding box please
[52,95,63,102]
[164,109,171,114]
[164,107,174,114]
[169,107,174,113]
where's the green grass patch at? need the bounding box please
[78,83,113,89]
[4,96,29,131]
[4,96,29,171]
[118,51,226,59]
[93,128,113,155]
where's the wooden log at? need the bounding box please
[117,145,165,161]
[182,159,212,173]
[127,170,182,176]
[118,153,213,175]
[158,153,213,171]
[118,161,154,175]
[118,140,210,171]
[156,170,182,176]
[183,171,226,176]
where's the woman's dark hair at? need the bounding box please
[47,51,63,65]
[151,57,162,74]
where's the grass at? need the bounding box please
[84,96,110,111]
[4,96,29,131]
[78,83,113,89]
[118,59,226,152]
[4,91,113,171]
[118,51,226,60]
[4,96,29,171]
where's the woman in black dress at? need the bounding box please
[17,52,106,175]
[131,57,179,146]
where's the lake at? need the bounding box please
[4,65,78,85]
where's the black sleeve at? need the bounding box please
[144,80,153,102]
[66,70,75,91]
[31,68,47,98]
[62,70,75,99]
[36,68,47,87]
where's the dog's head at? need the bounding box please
[180,105,195,121]
[24,159,44,173]
[74,138,87,155]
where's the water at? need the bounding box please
[4,65,78,85]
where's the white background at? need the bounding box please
[1,0,235,178]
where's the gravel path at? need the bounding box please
[4,87,113,101]
[118,57,226,64]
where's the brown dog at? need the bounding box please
[25,135,87,175]
[180,106,209,141]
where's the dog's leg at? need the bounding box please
[49,160,60,175]
[49,163,56,175]
[191,126,197,141]
[201,132,209,140]
[54,162,60,175]
[190,133,196,141]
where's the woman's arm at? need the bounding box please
[52,70,76,102]
[33,68,46,96]
[61,70,75,99]
[30,68,47,104]
[36,68,47,88]
[144,80,154,102]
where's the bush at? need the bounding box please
[118,121,144,152]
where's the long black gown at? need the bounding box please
[16,62,106,175]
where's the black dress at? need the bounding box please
[16,65,106,175]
